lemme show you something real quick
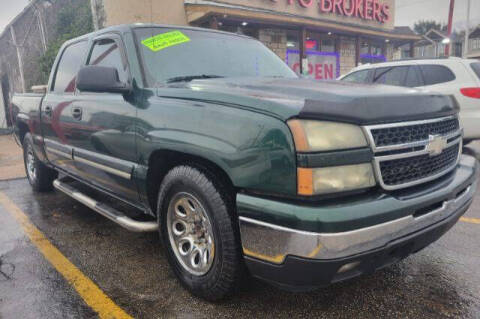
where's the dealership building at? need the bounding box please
[92,0,421,78]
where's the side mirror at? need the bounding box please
[76,65,131,94]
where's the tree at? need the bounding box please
[414,20,447,35]
[37,0,93,84]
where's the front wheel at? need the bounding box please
[157,165,243,301]
[23,133,57,192]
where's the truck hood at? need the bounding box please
[156,77,458,125]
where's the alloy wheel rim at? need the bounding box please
[166,192,215,276]
[26,148,36,181]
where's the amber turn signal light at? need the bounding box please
[288,119,309,152]
[297,167,314,195]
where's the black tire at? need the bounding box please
[23,133,58,192]
[157,165,243,301]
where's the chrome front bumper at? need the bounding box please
[239,180,476,264]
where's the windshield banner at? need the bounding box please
[286,50,340,80]
[141,31,190,52]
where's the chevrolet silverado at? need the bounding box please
[11,24,477,300]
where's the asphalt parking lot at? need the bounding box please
[1,141,480,318]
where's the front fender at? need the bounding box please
[136,97,297,196]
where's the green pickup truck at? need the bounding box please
[11,24,477,300]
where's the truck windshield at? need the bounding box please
[134,27,297,86]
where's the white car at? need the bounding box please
[340,58,480,142]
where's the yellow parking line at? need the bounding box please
[0,192,132,319]
[460,217,480,224]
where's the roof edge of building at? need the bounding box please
[185,0,421,41]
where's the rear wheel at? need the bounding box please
[23,133,57,192]
[157,165,243,301]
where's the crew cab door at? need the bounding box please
[42,40,89,172]
[67,34,139,202]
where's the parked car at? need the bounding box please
[339,58,480,142]
[11,24,477,301]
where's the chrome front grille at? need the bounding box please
[379,143,460,187]
[370,118,459,147]
[364,116,462,190]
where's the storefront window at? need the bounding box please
[371,44,383,55]
[360,41,369,55]
[306,31,335,52]
[286,30,300,50]
[360,39,386,64]
[285,30,339,80]
[321,39,335,52]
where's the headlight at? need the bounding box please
[288,119,375,195]
[298,164,376,195]
[288,119,368,152]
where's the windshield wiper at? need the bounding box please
[166,75,224,83]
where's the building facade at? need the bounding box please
[413,26,480,60]
[0,0,88,128]
[466,27,480,60]
[414,29,464,59]
[91,0,420,78]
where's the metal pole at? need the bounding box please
[445,0,455,56]
[299,27,307,75]
[10,26,26,93]
[90,0,99,30]
[36,8,47,52]
[464,0,471,57]
[355,36,361,66]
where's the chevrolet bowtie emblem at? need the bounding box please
[426,134,447,157]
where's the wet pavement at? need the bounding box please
[0,134,25,181]
[1,145,480,318]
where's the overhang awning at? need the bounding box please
[184,0,421,41]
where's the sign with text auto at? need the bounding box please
[215,0,395,29]
[272,0,391,23]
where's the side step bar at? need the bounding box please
[53,179,158,232]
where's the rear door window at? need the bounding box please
[342,70,371,83]
[419,65,456,85]
[405,66,424,87]
[373,66,408,86]
[52,41,88,93]
[470,62,480,80]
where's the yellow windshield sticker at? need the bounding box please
[141,31,190,52]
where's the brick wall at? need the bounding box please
[385,43,394,61]
[258,29,287,61]
[0,0,84,96]
[339,37,356,76]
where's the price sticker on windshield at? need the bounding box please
[141,31,190,52]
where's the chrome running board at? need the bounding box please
[53,179,158,232]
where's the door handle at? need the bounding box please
[72,107,83,120]
[44,105,52,117]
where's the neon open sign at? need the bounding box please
[270,0,391,24]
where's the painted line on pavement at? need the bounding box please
[460,217,480,224]
[0,192,132,319]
